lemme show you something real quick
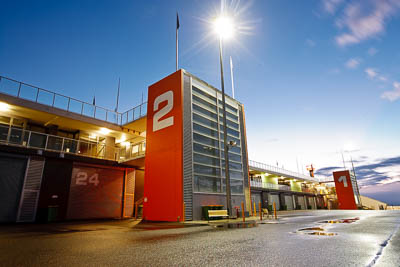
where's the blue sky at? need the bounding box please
[1,0,400,204]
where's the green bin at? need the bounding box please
[47,205,59,222]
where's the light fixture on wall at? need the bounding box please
[0,102,10,111]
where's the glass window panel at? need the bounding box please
[63,139,78,153]
[219,109,238,121]
[194,153,220,166]
[218,100,238,113]
[221,143,241,154]
[194,175,220,193]
[194,133,219,147]
[193,104,218,120]
[219,118,239,130]
[0,124,9,141]
[47,136,63,151]
[192,95,217,112]
[220,136,240,147]
[220,152,242,163]
[29,132,47,148]
[220,136,241,146]
[220,127,240,138]
[193,113,218,129]
[194,164,220,176]
[226,152,241,162]
[222,160,242,171]
[193,86,217,103]
[222,170,243,180]
[222,179,243,194]
[9,127,23,144]
[193,123,218,138]
[193,143,219,157]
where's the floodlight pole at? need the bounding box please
[218,37,232,217]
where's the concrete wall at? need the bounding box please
[360,195,387,210]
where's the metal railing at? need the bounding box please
[248,160,327,182]
[118,140,146,162]
[119,103,148,125]
[0,75,147,125]
[250,180,321,194]
[250,180,291,191]
[0,124,144,162]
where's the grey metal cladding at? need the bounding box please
[239,106,249,187]
[182,74,193,220]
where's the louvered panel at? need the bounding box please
[183,74,193,220]
[123,169,135,218]
[17,157,45,222]
[17,191,39,221]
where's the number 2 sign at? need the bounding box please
[153,90,174,132]
[144,70,184,221]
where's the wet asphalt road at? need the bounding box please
[0,210,399,267]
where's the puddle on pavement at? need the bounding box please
[135,222,208,231]
[298,227,325,232]
[307,232,337,236]
[213,222,258,229]
[45,228,107,234]
[319,217,360,224]
[295,226,337,236]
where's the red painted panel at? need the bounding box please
[333,170,357,210]
[143,70,183,222]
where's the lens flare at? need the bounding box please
[213,16,235,39]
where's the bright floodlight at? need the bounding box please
[0,102,10,111]
[213,16,234,39]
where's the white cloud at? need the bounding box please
[381,81,400,101]
[345,58,361,69]
[374,165,400,184]
[365,68,378,79]
[379,75,388,82]
[323,0,344,14]
[335,0,400,46]
[368,47,378,56]
[306,39,316,47]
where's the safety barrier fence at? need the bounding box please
[250,181,291,191]
[248,160,329,182]
[0,124,145,162]
[0,75,147,125]
[249,180,319,194]
[249,160,316,181]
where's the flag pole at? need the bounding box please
[176,12,179,71]
[115,78,120,112]
[230,56,235,99]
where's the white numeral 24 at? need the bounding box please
[76,172,99,186]
[153,90,174,132]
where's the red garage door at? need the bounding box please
[67,164,125,220]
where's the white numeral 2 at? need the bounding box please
[153,90,174,132]
[338,176,348,187]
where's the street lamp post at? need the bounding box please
[214,15,235,217]
[219,37,232,217]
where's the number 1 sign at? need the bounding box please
[333,170,357,210]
